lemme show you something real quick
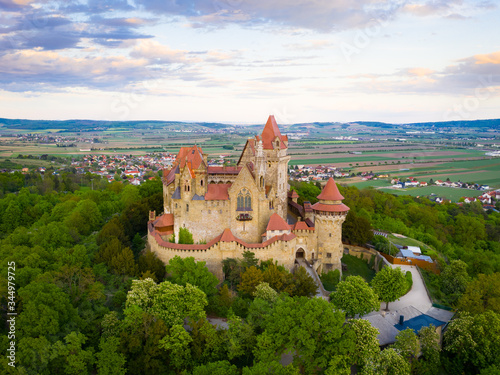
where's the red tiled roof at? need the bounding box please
[303,202,313,212]
[317,177,344,201]
[205,183,230,200]
[311,202,350,213]
[292,221,314,231]
[220,228,237,242]
[261,115,287,150]
[164,165,177,185]
[288,200,304,215]
[207,166,241,174]
[175,145,204,170]
[266,213,290,231]
[288,190,299,199]
[154,214,174,227]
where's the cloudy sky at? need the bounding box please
[1,0,499,124]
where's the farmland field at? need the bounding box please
[378,186,486,202]
[1,119,499,193]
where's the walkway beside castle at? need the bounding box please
[296,258,329,299]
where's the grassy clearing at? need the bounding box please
[341,254,376,282]
[387,234,438,258]
[379,186,486,202]
[437,157,500,168]
[346,179,390,188]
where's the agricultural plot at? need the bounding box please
[347,179,390,189]
[379,186,486,202]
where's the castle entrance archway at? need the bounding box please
[296,248,305,259]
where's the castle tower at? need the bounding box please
[311,178,349,273]
[260,115,290,219]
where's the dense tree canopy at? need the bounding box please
[0,168,499,374]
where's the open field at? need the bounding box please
[379,186,486,202]
[1,120,499,192]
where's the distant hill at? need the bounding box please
[1,117,498,133]
[351,119,500,129]
[0,118,236,132]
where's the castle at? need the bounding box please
[148,116,349,280]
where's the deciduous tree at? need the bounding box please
[392,328,420,364]
[457,273,500,314]
[125,278,207,327]
[345,319,380,369]
[95,336,126,375]
[289,266,317,297]
[331,276,379,318]
[371,266,407,311]
[166,256,219,297]
[363,348,411,375]
[254,296,354,374]
[443,311,500,374]
[441,259,470,304]
[159,324,193,371]
[238,266,264,297]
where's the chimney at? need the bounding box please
[149,210,156,221]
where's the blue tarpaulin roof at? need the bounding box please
[395,314,445,333]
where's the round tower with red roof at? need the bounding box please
[311,178,349,273]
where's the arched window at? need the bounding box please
[200,179,204,186]
[260,176,264,188]
[237,188,252,211]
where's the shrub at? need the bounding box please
[405,271,413,293]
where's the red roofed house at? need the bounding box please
[148,116,349,279]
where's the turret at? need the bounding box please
[311,178,349,273]
[255,139,266,190]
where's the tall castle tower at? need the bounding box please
[260,115,290,219]
[311,178,350,273]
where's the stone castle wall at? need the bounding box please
[148,223,300,280]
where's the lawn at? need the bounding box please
[291,155,400,165]
[341,254,376,282]
[379,186,487,202]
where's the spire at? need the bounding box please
[261,115,287,150]
[317,178,344,201]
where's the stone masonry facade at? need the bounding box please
[148,116,349,280]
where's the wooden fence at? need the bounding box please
[378,252,440,274]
